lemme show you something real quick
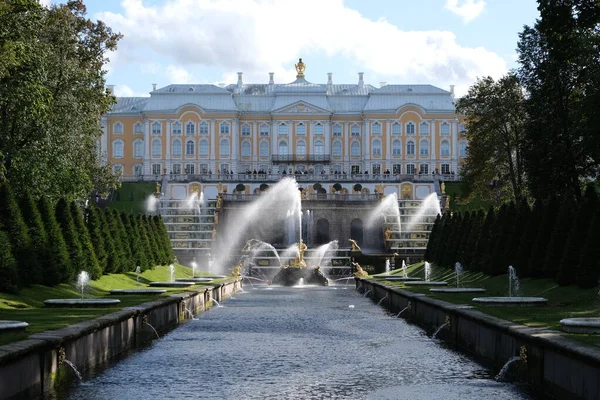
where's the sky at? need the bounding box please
[42,0,541,97]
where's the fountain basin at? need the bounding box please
[271,267,329,287]
[381,277,422,282]
[0,320,29,332]
[44,299,121,308]
[148,282,195,288]
[196,275,226,279]
[175,278,214,283]
[559,318,600,334]
[430,288,486,293]
[472,297,548,306]
[109,289,167,295]
[404,281,448,286]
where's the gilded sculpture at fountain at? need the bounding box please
[285,240,308,268]
[353,262,369,278]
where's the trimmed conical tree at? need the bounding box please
[55,199,85,282]
[147,215,166,265]
[0,184,36,286]
[140,215,160,266]
[154,215,174,263]
[473,206,495,273]
[441,213,463,267]
[114,210,133,270]
[577,208,600,289]
[0,229,19,293]
[461,209,485,270]
[543,197,576,280]
[102,209,124,274]
[86,207,108,275]
[505,199,530,268]
[516,199,544,278]
[424,215,441,261]
[37,197,71,285]
[453,211,472,267]
[432,213,450,265]
[120,212,145,271]
[69,202,102,279]
[529,197,559,278]
[18,190,46,285]
[487,203,517,276]
[559,185,598,286]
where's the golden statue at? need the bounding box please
[352,262,368,278]
[348,239,361,252]
[214,210,219,225]
[300,188,307,200]
[217,182,223,194]
[155,182,162,194]
[211,228,217,241]
[290,240,308,268]
[295,58,306,78]
[216,195,222,209]
[384,228,392,241]
[231,263,242,278]
[441,182,446,194]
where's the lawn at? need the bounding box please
[373,262,600,346]
[106,182,157,214]
[0,264,229,346]
[444,181,492,212]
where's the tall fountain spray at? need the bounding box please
[365,192,401,232]
[76,271,90,300]
[401,260,407,277]
[508,265,519,297]
[169,264,175,283]
[212,178,302,273]
[405,193,442,232]
[455,262,463,288]
[424,262,431,282]
[146,195,159,213]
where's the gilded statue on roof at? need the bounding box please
[295,58,306,78]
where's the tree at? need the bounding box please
[18,190,46,284]
[0,0,122,200]
[424,215,441,261]
[517,1,600,201]
[473,206,496,273]
[0,229,18,293]
[103,209,124,274]
[353,183,362,193]
[154,215,174,264]
[577,208,600,288]
[455,74,527,204]
[0,183,36,286]
[333,183,342,192]
[54,198,83,282]
[528,197,559,278]
[544,197,576,280]
[69,201,101,279]
[461,209,484,269]
[86,206,107,275]
[121,212,146,271]
[516,199,543,277]
[37,196,70,285]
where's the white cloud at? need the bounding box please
[99,0,505,96]
[114,85,149,97]
[38,0,51,7]
[445,0,486,23]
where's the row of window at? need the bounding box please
[112,138,467,159]
[113,162,454,177]
[112,121,464,137]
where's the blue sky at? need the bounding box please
[51,0,541,97]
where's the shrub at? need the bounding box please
[0,230,18,293]
[37,197,70,285]
[353,183,362,193]
[55,199,83,282]
[333,183,342,192]
[70,202,101,279]
[18,191,46,284]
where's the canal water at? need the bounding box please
[62,285,532,399]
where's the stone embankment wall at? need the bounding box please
[0,279,241,400]
[356,278,600,400]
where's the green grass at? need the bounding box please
[373,263,600,346]
[444,181,491,212]
[107,182,157,214]
[0,264,228,346]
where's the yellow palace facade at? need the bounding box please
[101,60,466,199]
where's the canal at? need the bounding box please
[61,284,533,399]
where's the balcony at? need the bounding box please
[221,193,381,201]
[271,154,330,163]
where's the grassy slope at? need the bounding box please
[444,181,491,212]
[106,182,156,215]
[374,262,600,346]
[0,264,228,346]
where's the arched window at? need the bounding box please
[419,139,429,156]
[297,140,306,155]
[186,122,195,136]
[172,139,182,157]
[260,124,269,136]
[133,139,144,158]
[392,139,402,156]
[260,141,269,157]
[199,139,209,156]
[296,123,306,135]
[151,138,161,157]
[406,122,415,135]
[278,123,288,135]
[241,124,251,136]
[392,122,401,135]
[199,121,209,135]
[134,122,143,134]
[351,124,360,136]
[112,139,124,158]
[113,122,123,134]
[440,122,450,136]
[372,122,382,135]
[351,141,360,157]
[441,140,450,157]
[406,140,415,156]
[372,139,382,156]
[314,123,324,135]
[420,121,429,135]
[172,122,182,135]
[220,139,230,156]
[332,141,342,157]
[152,121,161,135]
[220,122,230,135]
[315,140,324,155]
[279,140,288,155]
[185,140,195,156]
[333,124,342,137]
[241,141,251,157]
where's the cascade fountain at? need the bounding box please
[473,266,548,306]
[404,262,448,287]
[430,262,486,294]
[377,258,422,282]
[45,271,122,307]
[404,193,442,232]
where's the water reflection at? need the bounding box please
[63,285,531,400]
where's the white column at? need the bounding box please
[385,120,391,163]
[324,121,331,155]
[232,118,239,173]
[143,118,151,175]
[210,119,216,173]
[165,120,171,173]
[430,119,436,170]
[271,121,278,155]
[252,122,258,165]
[343,122,349,163]
[363,119,371,172]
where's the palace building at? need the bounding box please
[101,59,466,200]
